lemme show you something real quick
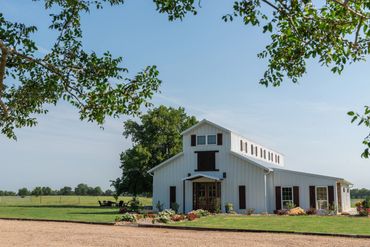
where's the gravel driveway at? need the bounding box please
[1,219,370,247]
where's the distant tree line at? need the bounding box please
[351,188,370,199]
[0,190,16,196]
[1,184,114,197]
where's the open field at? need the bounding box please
[1,219,370,247]
[174,214,370,236]
[0,195,152,206]
[0,196,151,223]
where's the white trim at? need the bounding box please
[196,134,217,146]
[182,173,222,181]
[281,186,294,209]
[147,152,184,173]
[181,119,231,136]
[315,186,329,210]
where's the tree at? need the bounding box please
[103,189,114,196]
[74,183,89,195]
[59,186,73,195]
[0,1,160,139]
[41,187,53,195]
[31,187,43,196]
[18,188,30,198]
[152,0,370,157]
[3,1,369,155]
[115,105,197,195]
[88,186,103,196]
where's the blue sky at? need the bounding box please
[1,0,369,191]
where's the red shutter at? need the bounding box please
[328,186,335,208]
[293,186,300,207]
[191,135,196,146]
[275,186,282,211]
[217,133,223,145]
[309,186,316,209]
[239,186,246,210]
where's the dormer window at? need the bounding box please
[197,136,206,145]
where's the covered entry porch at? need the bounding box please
[182,174,223,213]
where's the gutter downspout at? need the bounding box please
[264,169,272,213]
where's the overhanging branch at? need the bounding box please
[0,40,9,116]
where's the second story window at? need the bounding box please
[197,136,206,145]
[251,144,254,155]
[207,135,216,145]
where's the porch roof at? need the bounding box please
[182,173,223,181]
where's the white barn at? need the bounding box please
[148,119,352,214]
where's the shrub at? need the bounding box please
[152,209,175,224]
[316,209,330,216]
[171,214,185,222]
[246,208,255,215]
[162,209,176,217]
[225,202,234,213]
[285,202,296,210]
[128,197,141,212]
[276,209,289,215]
[194,209,209,217]
[306,208,317,215]
[155,211,171,223]
[156,201,164,212]
[121,213,136,222]
[171,202,179,213]
[187,212,197,221]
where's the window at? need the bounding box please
[316,187,328,210]
[277,155,280,164]
[196,151,218,171]
[271,153,274,162]
[197,135,206,145]
[268,152,270,161]
[264,150,266,159]
[255,146,258,156]
[343,187,345,193]
[245,143,248,153]
[282,187,293,209]
[207,135,216,145]
[260,148,263,158]
[251,145,254,155]
[240,140,243,151]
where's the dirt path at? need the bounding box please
[0,219,370,247]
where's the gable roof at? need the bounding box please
[147,152,183,173]
[180,119,232,136]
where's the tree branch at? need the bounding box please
[0,40,9,116]
[329,0,369,19]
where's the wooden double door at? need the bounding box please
[193,182,221,212]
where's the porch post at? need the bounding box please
[183,180,186,214]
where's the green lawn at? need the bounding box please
[0,196,152,223]
[174,215,370,235]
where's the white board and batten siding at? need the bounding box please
[150,119,353,214]
[268,169,339,212]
